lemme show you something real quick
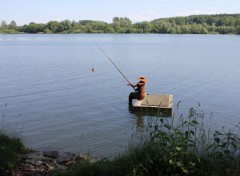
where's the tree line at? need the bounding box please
[1,14,240,34]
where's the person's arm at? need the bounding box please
[129,83,137,87]
[129,83,138,91]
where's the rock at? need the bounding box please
[7,150,105,176]
[75,153,86,160]
[42,157,56,165]
[57,152,75,164]
[56,164,67,170]
[43,151,59,159]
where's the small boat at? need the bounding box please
[131,94,173,117]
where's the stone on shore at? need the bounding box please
[11,151,87,176]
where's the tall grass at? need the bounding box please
[0,132,27,169]
[0,102,27,170]
[53,105,240,176]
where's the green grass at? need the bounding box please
[52,106,240,176]
[0,131,27,169]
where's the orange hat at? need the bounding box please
[137,76,148,82]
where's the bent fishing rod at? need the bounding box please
[95,43,135,90]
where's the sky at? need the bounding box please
[0,0,240,25]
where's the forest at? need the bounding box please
[1,14,240,34]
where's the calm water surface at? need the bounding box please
[0,34,240,158]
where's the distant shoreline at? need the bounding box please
[1,14,240,35]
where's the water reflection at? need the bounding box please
[129,106,172,129]
[133,112,145,129]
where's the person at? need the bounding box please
[128,76,148,106]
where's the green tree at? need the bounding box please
[206,17,215,25]
[112,17,120,32]
[70,21,81,33]
[235,18,240,26]
[224,16,235,26]
[55,24,65,33]
[175,17,185,25]
[9,21,17,30]
[21,22,46,33]
[134,21,152,33]
[152,21,172,33]
[216,19,223,26]
[1,14,240,34]
[120,17,132,28]
[112,17,120,28]
[1,20,7,29]
[237,26,240,34]
[43,28,52,34]
[47,21,60,33]
[217,26,236,34]
[180,25,190,34]
[104,26,115,33]
[112,17,132,29]
[91,21,107,32]
[24,22,38,33]
[85,24,93,33]
[171,24,181,34]
[207,24,218,33]
[60,20,72,31]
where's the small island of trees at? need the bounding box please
[1,14,240,34]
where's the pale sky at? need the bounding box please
[0,0,239,25]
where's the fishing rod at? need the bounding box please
[95,43,135,90]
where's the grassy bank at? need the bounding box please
[0,131,27,170]
[52,107,240,176]
[1,106,240,175]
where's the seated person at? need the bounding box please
[128,76,148,106]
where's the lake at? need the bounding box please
[0,34,240,158]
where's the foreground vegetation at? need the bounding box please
[52,107,240,176]
[1,14,240,34]
[1,106,240,175]
[0,131,27,170]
